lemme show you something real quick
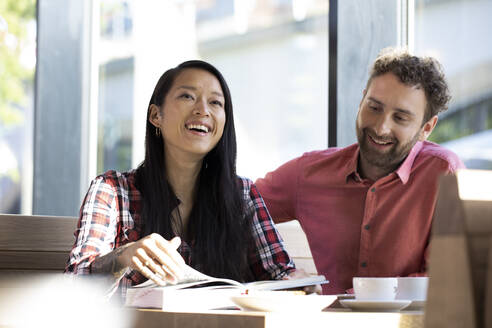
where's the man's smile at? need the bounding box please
[366,132,396,150]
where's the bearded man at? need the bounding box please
[256,48,465,295]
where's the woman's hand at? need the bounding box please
[283,268,322,294]
[117,233,186,286]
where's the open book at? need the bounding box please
[125,265,329,310]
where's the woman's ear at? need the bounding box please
[149,104,161,128]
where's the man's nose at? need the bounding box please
[374,115,392,136]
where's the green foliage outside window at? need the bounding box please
[430,100,492,144]
[0,0,35,136]
[0,0,35,212]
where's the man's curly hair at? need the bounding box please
[366,47,451,123]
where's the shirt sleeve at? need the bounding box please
[449,155,466,171]
[241,178,296,280]
[406,150,465,277]
[65,176,120,274]
[255,156,300,223]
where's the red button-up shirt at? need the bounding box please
[256,141,464,294]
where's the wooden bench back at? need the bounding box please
[0,214,78,279]
[275,220,317,275]
[0,215,317,280]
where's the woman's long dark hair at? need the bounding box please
[135,60,253,282]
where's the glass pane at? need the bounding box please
[414,0,492,169]
[337,0,399,147]
[97,0,134,173]
[197,0,328,179]
[0,0,36,214]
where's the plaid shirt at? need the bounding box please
[65,170,295,299]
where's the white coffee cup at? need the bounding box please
[396,277,429,301]
[353,277,398,300]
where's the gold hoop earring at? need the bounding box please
[155,127,161,136]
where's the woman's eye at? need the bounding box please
[211,100,223,107]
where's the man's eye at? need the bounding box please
[394,115,407,122]
[179,93,194,100]
[369,105,380,111]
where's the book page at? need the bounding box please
[131,266,328,291]
[132,264,244,289]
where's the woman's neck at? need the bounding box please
[164,149,203,235]
[165,152,202,202]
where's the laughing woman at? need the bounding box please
[65,60,298,300]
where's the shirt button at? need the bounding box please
[370,187,376,192]
[361,262,367,268]
[364,224,370,230]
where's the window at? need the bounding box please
[26,0,489,216]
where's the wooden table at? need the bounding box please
[131,309,424,328]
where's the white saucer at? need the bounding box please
[339,299,412,312]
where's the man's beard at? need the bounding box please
[356,127,420,171]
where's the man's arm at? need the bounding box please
[255,156,301,223]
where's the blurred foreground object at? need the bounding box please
[425,169,492,328]
[0,274,133,328]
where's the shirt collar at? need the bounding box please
[394,141,423,184]
[344,141,424,184]
[343,144,362,182]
